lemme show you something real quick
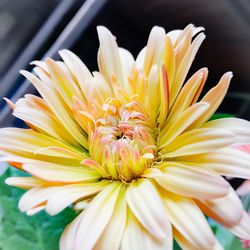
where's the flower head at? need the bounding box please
[1,24,250,249]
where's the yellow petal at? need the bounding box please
[170,33,205,107]
[161,36,175,87]
[190,72,233,128]
[162,128,235,157]
[159,102,209,149]
[167,68,208,123]
[126,179,171,239]
[157,65,170,128]
[22,163,100,183]
[45,58,84,107]
[147,65,159,123]
[0,128,85,160]
[20,70,88,148]
[13,95,77,145]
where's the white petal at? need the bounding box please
[60,211,85,250]
[59,49,92,82]
[229,212,250,239]
[74,182,121,250]
[202,118,250,144]
[135,47,146,68]
[196,187,244,227]
[5,176,45,189]
[94,188,127,250]
[162,193,216,249]
[18,187,60,212]
[26,205,46,216]
[121,209,172,250]
[119,47,135,76]
[174,228,223,250]
[126,179,171,239]
[155,163,229,199]
[97,26,123,84]
[179,147,250,179]
[166,30,182,44]
[46,182,108,215]
[143,26,165,75]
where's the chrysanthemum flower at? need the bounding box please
[1,24,250,250]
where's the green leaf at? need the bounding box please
[173,240,182,250]
[0,168,77,250]
[209,219,244,250]
[210,113,234,121]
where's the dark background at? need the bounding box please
[0,0,249,123]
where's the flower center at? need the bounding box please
[87,100,156,183]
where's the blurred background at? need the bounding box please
[0,0,249,129]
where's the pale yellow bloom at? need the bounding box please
[1,24,250,250]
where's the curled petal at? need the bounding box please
[237,180,250,196]
[18,187,61,212]
[229,212,250,240]
[196,188,244,227]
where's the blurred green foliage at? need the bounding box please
[0,169,77,250]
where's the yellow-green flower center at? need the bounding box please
[87,100,156,182]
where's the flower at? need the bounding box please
[236,145,250,197]
[1,24,250,250]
